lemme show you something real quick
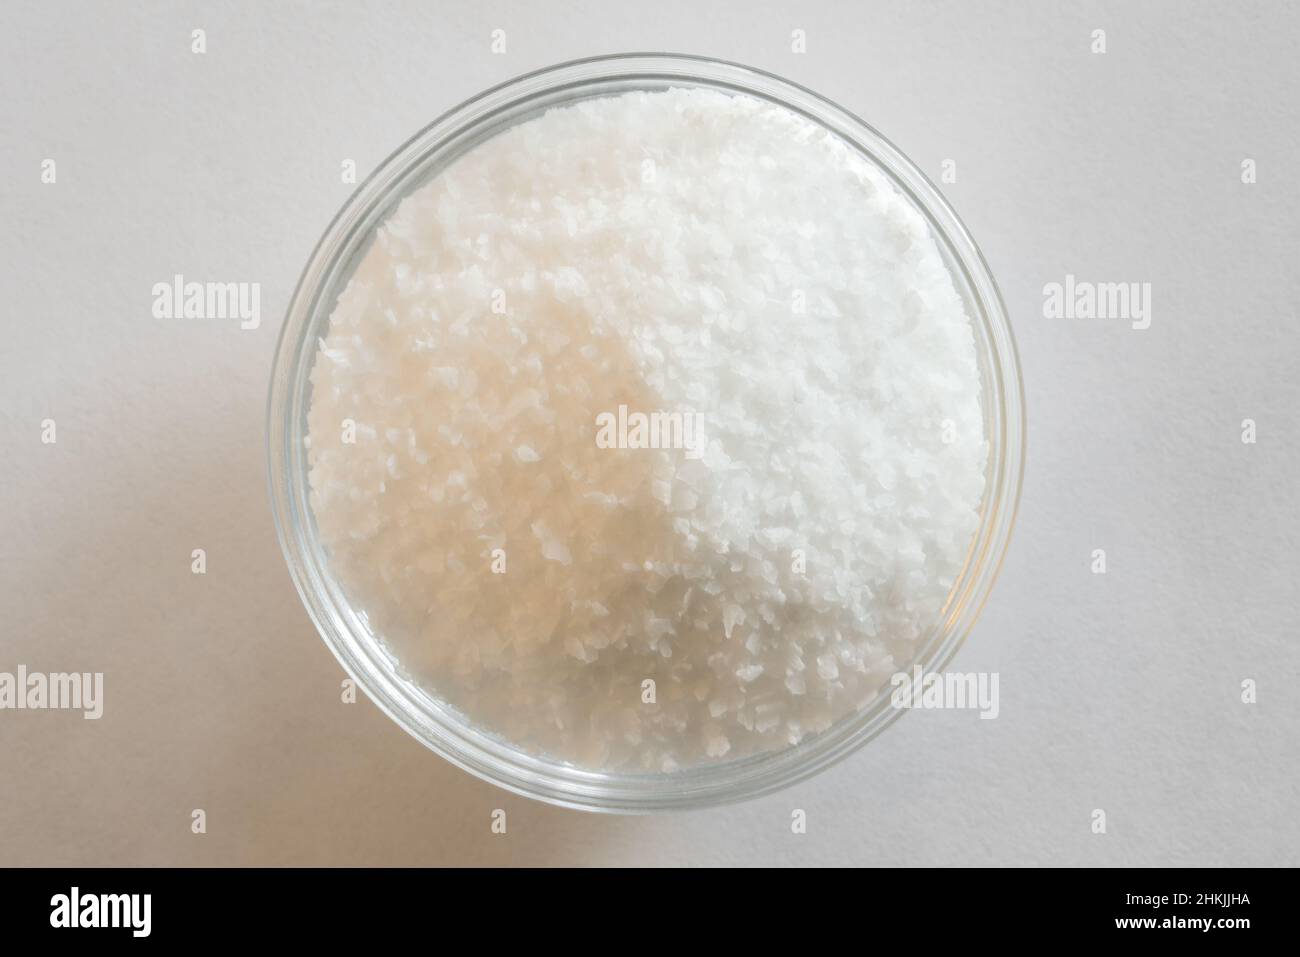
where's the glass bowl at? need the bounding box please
[266,53,1025,812]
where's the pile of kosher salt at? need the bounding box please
[305,88,987,771]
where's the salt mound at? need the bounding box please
[306,88,987,771]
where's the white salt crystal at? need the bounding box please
[736,664,765,683]
[530,520,572,566]
[722,603,745,639]
[305,87,987,771]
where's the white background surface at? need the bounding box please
[1,0,1296,866]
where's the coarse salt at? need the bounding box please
[306,88,987,771]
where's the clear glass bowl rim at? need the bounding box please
[266,52,1026,813]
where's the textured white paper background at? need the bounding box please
[2,0,1296,866]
